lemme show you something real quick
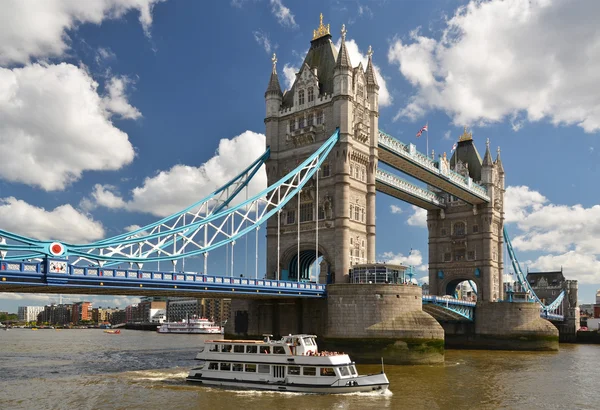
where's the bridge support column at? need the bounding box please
[321,284,444,365]
[469,302,558,350]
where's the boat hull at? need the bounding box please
[185,375,389,394]
[157,328,223,334]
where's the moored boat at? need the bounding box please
[186,334,389,394]
[157,317,224,334]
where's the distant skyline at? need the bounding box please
[1,0,600,311]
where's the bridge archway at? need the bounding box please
[443,278,480,302]
[282,246,331,283]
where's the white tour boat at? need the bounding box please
[186,334,389,394]
[157,317,224,334]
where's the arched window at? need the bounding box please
[307,113,314,126]
[316,111,324,124]
[453,222,466,236]
[308,87,314,102]
[298,90,305,105]
[289,119,295,132]
[354,206,359,221]
[350,204,353,219]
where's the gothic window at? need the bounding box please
[286,210,296,224]
[354,166,359,179]
[289,119,295,132]
[350,238,353,245]
[473,225,479,233]
[361,167,366,182]
[453,222,466,236]
[300,202,313,222]
[361,209,365,222]
[321,162,330,177]
[298,117,305,129]
[354,207,359,221]
[318,205,325,220]
[350,164,353,176]
[361,240,365,247]
[350,204,353,219]
[308,87,314,102]
[316,111,324,124]
[357,84,364,98]
[307,113,314,126]
[298,90,305,105]
[454,250,465,261]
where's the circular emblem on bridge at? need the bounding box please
[49,242,64,256]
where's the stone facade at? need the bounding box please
[264,21,378,283]
[428,132,505,302]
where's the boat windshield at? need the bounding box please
[302,337,316,346]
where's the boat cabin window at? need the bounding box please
[288,366,300,375]
[232,363,243,372]
[320,367,336,377]
[284,337,292,344]
[208,362,219,370]
[339,366,351,377]
[302,337,315,346]
[221,344,232,353]
[246,345,258,354]
[209,344,219,352]
[245,364,257,372]
[233,345,245,353]
[220,363,231,371]
[303,367,316,376]
[273,346,286,354]
[258,364,270,374]
[259,345,271,354]
[350,365,358,376]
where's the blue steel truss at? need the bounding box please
[422,295,475,320]
[504,227,565,320]
[0,130,340,268]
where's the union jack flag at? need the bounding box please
[451,142,457,152]
[416,123,428,138]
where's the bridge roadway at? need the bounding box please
[0,259,562,321]
[377,130,490,206]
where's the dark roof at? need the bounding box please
[365,56,378,88]
[282,34,338,108]
[335,37,352,69]
[449,138,483,182]
[265,71,282,97]
[526,270,565,287]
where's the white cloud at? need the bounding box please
[269,0,297,28]
[336,38,392,107]
[0,197,104,243]
[387,0,600,132]
[253,30,274,54]
[389,204,403,214]
[407,206,427,227]
[529,252,600,285]
[81,184,127,211]
[0,63,137,191]
[504,185,547,223]
[443,130,452,140]
[101,76,142,120]
[95,47,116,64]
[124,224,142,232]
[380,249,427,272]
[282,63,298,91]
[0,0,164,65]
[87,130,267,217]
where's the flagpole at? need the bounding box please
[426,123,429,159]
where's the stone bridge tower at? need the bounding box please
[264,16,379,283]
[427,129,505,301]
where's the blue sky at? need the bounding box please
[1,0,599,311]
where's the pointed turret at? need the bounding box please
[495,146,504,174]
[482,137,493,167]
[265,53,283,98]
[335,24,352,69]
[365,45,379,90]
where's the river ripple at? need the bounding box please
[0,329,597,410]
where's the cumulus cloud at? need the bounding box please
[380,249,427,272]
[407,206,427,227]
[0,0,164,65]
[0,197,104,243]
[389,204,402,214]
[101,76,142,120]
[282,63,298,91]
[387,0,600,132]
[504,185,547,223]
[270,0,297,28]
[0,63,137,191]
[85,131,267,217]
[336,38,392,107]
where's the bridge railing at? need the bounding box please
[375,168,445,207]
[0,260,326,293]
[378,130,489,201]
[422,295,477,307]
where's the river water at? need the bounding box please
[0,329,597,410]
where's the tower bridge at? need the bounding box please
[0,15,575,363]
